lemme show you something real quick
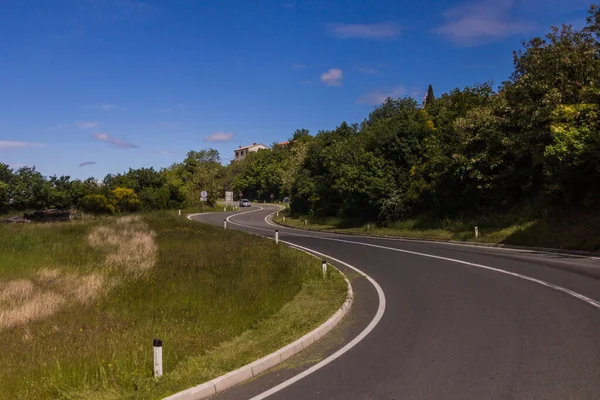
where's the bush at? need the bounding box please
[78,194,117,214]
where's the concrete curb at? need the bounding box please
[270,218,600,260]
[163,236,354,400]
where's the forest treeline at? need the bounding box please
[2,6,600,221]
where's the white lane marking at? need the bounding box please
[262,214,600,307]
[249,241,386,400]
[280,232,600,312]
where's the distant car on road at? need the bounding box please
[239,199,251,207]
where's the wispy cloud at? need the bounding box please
[76,121,99,128]
[92,133,139,149]
[0,141,45,149]
[150,150,174,155]
[79,161,96,167]
[358,67,383,76]
[327,22,401,39]
[433,0,534,46]
[158,121,179,129]
[292,63,307,69]
[84,103,127,111]
[320,68,343,86]
[356,85,406,105]
[204,132,234,142]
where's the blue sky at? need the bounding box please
[0,0,593,180]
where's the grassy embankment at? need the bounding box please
[0,212,347,399]
[274,208,600,252]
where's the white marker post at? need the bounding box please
[276,211,279,217]
[304,219,308,226]
[153,339,163,378]
[224,219,227,230]
[283,216,286,222]
[367,224,370,231]
[178,209,181,216]
[475,226,479,238]
[322,260,327,279]
[275,229,279,245]
[224,206,227,212]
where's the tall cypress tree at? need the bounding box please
[423,84,435,108]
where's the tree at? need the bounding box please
[111,187,141,212]
[423,84,435,108]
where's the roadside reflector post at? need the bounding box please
[367,224,370,231]
[224,219,227,230]
[178,209,181,216]
[304,219,307,226]
[275,230,279,244]
[283,216,286,222]
[277,211,279,217]
[153,339,163,378]
[224,206,227,212]
[475,226,479,238]
[322,260,327,279]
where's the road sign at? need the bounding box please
[200,190,207,202]
[225,191,234,206]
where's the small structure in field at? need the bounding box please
[23,209,71,222]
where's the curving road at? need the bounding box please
[191,205,600,400]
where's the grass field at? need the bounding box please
[0,211,347,399]
[274,208,600,253]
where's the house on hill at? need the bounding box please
[234,143,269,161]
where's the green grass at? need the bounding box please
[275,209,600,253]
[0,211,347,399]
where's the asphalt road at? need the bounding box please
[191,205,600,400]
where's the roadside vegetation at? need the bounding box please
[0,212,347,399]
[274,208,600,252]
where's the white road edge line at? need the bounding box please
[264,208,600,260]
[260,212,600,311]
[248,242,386,400]
[173,207,386,400]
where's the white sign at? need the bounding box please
[225,191,233,206]
[200,190,207,202]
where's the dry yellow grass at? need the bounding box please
[0,216,159,331]
[88,216,158,275]
[0,290,65,330]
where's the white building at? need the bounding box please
[234,143,268,161]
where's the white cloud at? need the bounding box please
[320,68,343,86]
[0,141,45,149]
[204,132,234,142]
[358,67,383,76]
[433,0,534,46]
[76,121,99,128]
[92,133,139,149]
[327,22,401,39]
[356,85,406,105]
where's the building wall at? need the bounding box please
[234,144,268,161]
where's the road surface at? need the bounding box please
[191,205,600,400]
